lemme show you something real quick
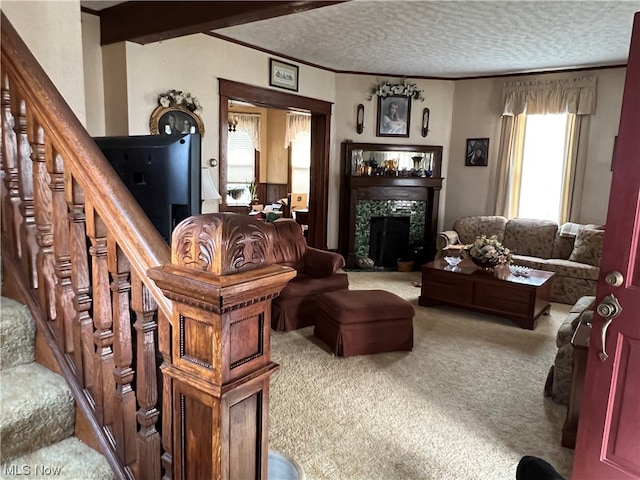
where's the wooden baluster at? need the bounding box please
[50,151,75,354]
[159,308,173,480]
[108,238,137,468]
[132,272,161,480]
[31,126,57,327]
[86,205,114,427]
[1,73,23,259]
[16,98,38,288]
[67,177,93,388]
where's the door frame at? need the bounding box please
[218,79,332,249]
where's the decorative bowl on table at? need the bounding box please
[443,256,462,267]
[509,265,532,277]
[443,256,462,272]
[470,256,500,271]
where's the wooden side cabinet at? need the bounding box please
[562,320,591,449]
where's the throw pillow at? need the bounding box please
[569,229,605,267]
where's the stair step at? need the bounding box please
[0,363,74,464]
[0,437,114,480]
[0,297,35,370]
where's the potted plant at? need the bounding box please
[247,180,264,211]
[247,180,258,203]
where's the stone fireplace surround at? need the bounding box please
[355,201,425,264]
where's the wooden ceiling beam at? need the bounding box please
[99,1,346,45]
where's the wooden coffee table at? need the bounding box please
[419,259,554,329]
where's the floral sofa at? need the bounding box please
[435,216,604,304]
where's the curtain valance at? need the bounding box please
[502,77,596,116]
[233,114,261,151]
[284,113,311,148]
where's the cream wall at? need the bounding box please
[119,33,336,216]
[3,0,87,125]
[102,43,129,136]
[265,110,288,184]
[77,12,623,247]
[445,68,626,230]
[332,74,456,246]
[81,12,105,136]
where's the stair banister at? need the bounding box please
[1,11,172,479]
[0,12,171,319]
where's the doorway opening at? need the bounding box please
[218,79,331,249]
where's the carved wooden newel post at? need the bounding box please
[148,214,295,480]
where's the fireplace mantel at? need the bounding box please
[338,142,444,269]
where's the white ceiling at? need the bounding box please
[215,1,640,78]
[81,1,639,78]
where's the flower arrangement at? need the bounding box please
[465,235,512,267]
[367,79,425,101]
[158,89,202,114]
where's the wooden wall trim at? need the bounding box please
[218,79,331,249]
[99,1,346,46]
[219,79,332,115]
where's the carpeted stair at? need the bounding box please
[0,296,114,479]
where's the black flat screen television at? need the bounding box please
[93,133,201,243]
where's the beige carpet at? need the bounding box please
[268,271,574,480]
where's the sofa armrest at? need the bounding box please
[435,231,461,258]
[304,247,345,277]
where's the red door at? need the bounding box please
[572,11,640,480]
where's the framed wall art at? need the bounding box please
[149,90,205,135]
[465,138,489,166]
[269,59,299,92]
[376,95,411,138]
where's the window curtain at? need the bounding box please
[284,112,311,148]
[232,114,261,151]
[493,77,596,222]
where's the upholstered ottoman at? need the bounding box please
[314,289,414,357]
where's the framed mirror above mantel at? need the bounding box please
[338,142,444,270]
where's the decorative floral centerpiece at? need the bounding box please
[157,89,202,114]
[465,235,512,270]
[367,79,425,101]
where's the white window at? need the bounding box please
[226,130,255,206]
[509,113,574,223]
[290,131,310,197]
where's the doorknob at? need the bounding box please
[597,294,622,362]
[605,271,624,287]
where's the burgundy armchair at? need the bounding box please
[262,219,348,331]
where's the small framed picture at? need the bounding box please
[376,95,411,137]
[269,59,299,91]
[465,138,489,166]
[149,105,204,136]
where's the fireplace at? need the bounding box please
[338,143,444,270]
[369,216,410,267]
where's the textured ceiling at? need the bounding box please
[215,1,640,78]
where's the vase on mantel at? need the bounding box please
[411,156,423,171]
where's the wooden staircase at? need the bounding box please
[1,11,293,480]
[0,296,114,479]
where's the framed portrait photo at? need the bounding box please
[376,95,411,138]
[269,58,299,92]
[149,105,205,136]
[465,138,489,166]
